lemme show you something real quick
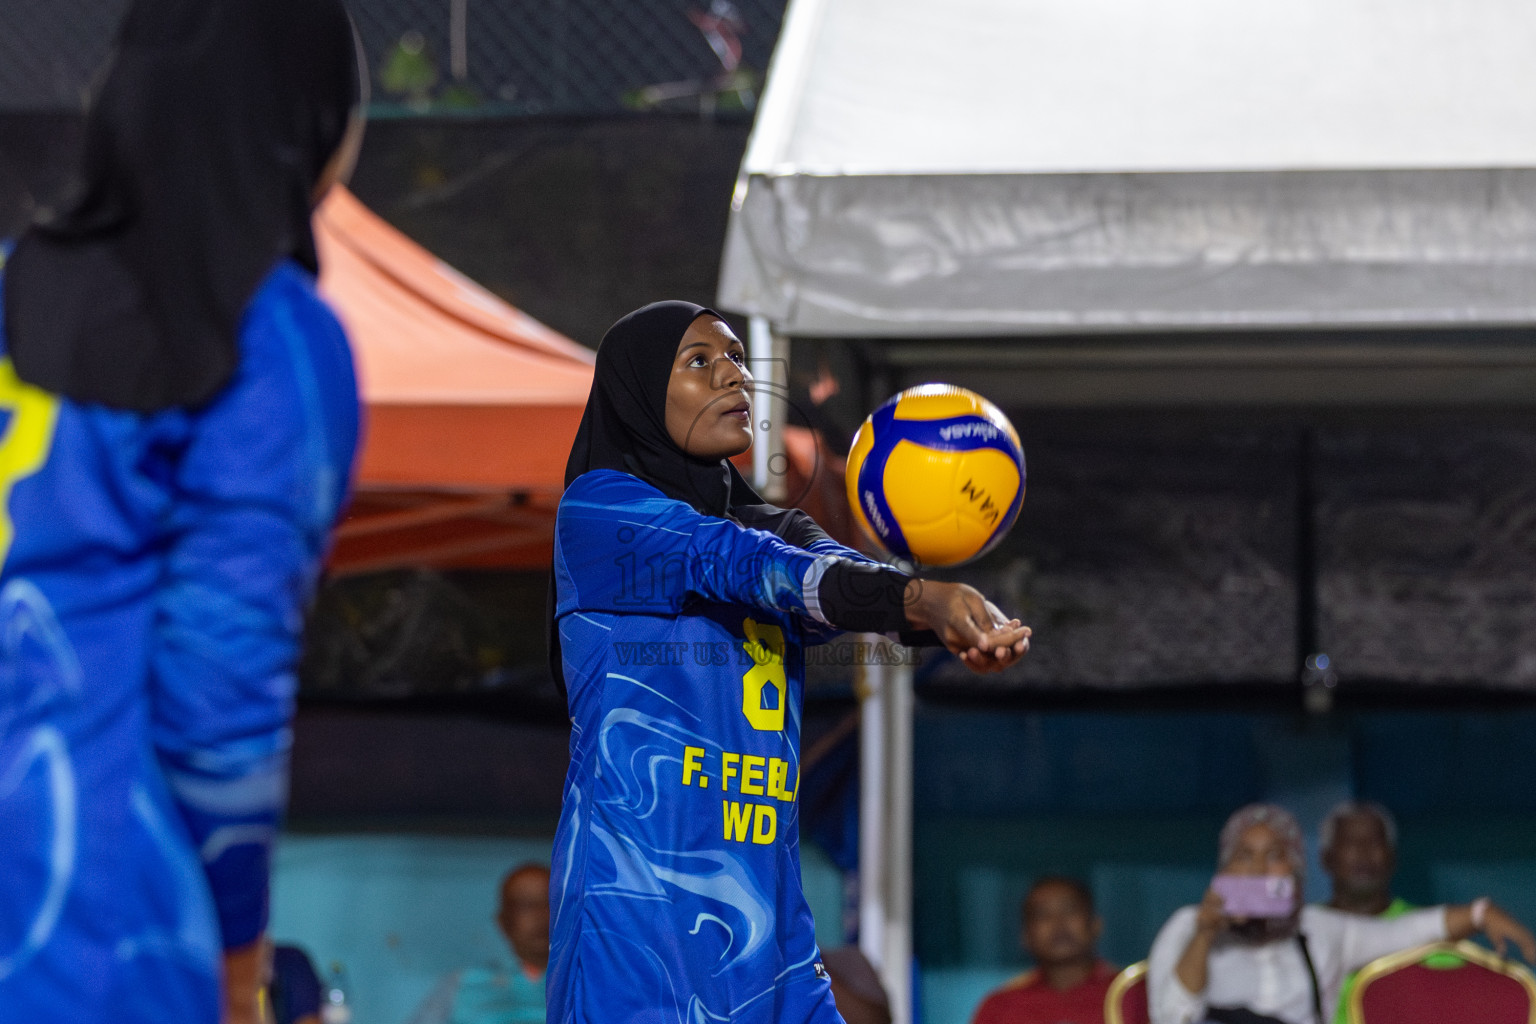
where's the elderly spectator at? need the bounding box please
[407,863,550,1024]
[1322,802,1402,918]
[1321,801,1464,1024]
[972,876,1117,1024]
[1148,803,1536,1024]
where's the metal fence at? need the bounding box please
[0,0,789,115]
[0,0,123,111]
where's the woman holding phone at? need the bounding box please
[1147,803,1536,1024]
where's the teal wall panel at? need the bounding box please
[270,835,553,1024]
[269,833,848,1024]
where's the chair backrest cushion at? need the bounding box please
[1360,960,1530,1024]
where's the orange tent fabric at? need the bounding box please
[313,188,594,573]
[309,188,836,574]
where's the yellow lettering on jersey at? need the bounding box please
[0,358,60,570]
[751,804,777,845]
[721,752,740,792]
[740,755,766,796]
[740,617,787,732]
[723,800,752,842]
[768,758,790,801]
[682,746,705,787]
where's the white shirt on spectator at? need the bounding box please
[1147,903,1446,1024]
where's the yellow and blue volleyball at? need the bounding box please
[845,384,1025,567]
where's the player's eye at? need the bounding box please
[728,349,745,366]
[688,354,709,368]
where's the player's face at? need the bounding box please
[1021,883,1100,967]
[1324,812,1395,899]
[665,316,754,460]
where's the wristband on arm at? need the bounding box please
[812,559,944,646]
[814,560,911,634]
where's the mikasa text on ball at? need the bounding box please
[845,384,1025,566]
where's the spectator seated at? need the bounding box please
[406,863,549,1024]
[972,876,1116,1024]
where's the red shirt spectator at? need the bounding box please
[972,877,1115,1024]
[972,961,1117,1024]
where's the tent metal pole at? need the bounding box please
[449,0,468,81]
[748,315,789,502]
[858,653,886,970]
[858,641,915,1024]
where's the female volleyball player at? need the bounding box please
[548,302,1031,1023]
[0,1,361,1021]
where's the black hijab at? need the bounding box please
[549,301,767,694]
[546,301,921,697]
[564,300,763,516]
[3,0,361,411]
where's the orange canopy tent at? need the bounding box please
[314,187,595,574]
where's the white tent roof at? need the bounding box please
[719,0,1536,338]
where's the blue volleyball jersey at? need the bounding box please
[550,469,875,1024]
[0,258,358,1023]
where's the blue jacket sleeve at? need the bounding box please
[555,470,841,625]
[732,501,885,567]
[729,502,916,640]
[148,267,358,951]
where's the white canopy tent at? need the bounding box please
[720,1,1536,1018]
[721,0,1536,340]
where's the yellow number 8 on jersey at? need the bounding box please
[740,617,787,732]
[0,357,60,570]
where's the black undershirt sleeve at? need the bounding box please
[816,560,942,647]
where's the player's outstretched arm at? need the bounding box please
[902,579,1030,674]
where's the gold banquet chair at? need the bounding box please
[1346,940,1536,1024]
[1104,960,1149,1024]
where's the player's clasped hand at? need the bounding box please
[903,579,1031,674]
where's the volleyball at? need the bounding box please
[845,384,1025,567]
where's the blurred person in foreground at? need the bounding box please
[0,0,364,1021]
[1320,801,1465,1024]
[264,942,324,1024]
[1147,803,1536,1024]
[408,864,551,1024]
[972,876,1116,1024]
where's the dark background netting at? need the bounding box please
[298,569,563,711]
[912,416,1300,694]
[0,0,788,115]
[0,0,121,111]
[1317,423,1536,689]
